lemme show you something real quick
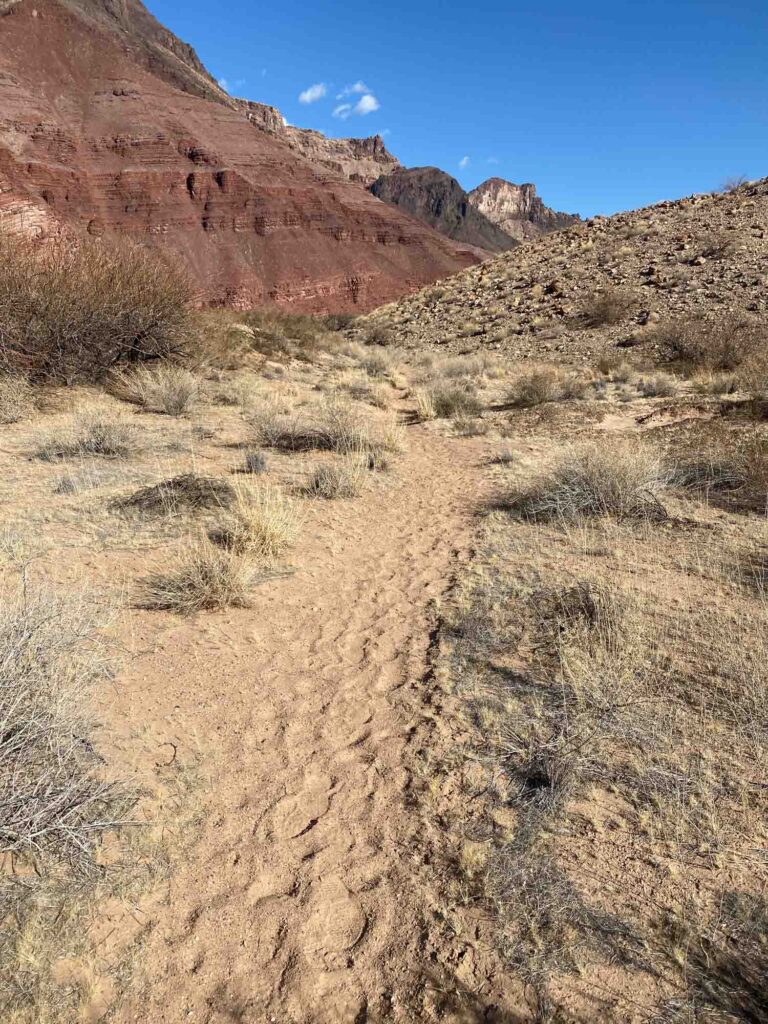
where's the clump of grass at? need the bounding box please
[427,383,483,419]
[111,363,199,415]
[0,234,192,383]
[636,374,677,398]
[37,411,136,460]
[454,416,488,437]
[0,587,126,863]
[210,484,298,559]
[241,309,336,361]
[413,389,436,422]
[302,458,367,499]
[0,374,33,424]
[114,473,235,516]
[251,400,403,458]
[359,349,394,378]
[668,455,745,493]
[139,540,257,613]
[507,442,668,521]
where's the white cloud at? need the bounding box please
[354,93,379,115]
[218,77,246,94]
[487,156,499,165]
[336,80,370,99]
[299,82,327,104]
[380,128,391,137]
[261,68,267,78]
[218,77,229,90]
[333,103,353,120]
[459,155,470,169]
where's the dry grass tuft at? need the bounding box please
[243,450,268,474]
[654,315,765,372]
[0,587,127,864]
[0,374,33,424]
[210,484,298,559]
[507,442,669,521]
[114,474,235,516]
[252,400,403,459]
[302,458,367,499]
[580,288,636,327]
[139,540,258,613]
[424,383,483,419]
[37,411,136,461]
[111,364,199,415]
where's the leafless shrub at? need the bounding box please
[139,540,258,613]
[0,233,192,382]
[0,587,127,864]
[720,174,748,193]
[243,450,268,474]
[0,374,33,424]
[698,230,735,259]
[507,443,669,521]
[241,308,335,361]
[637,374,677,398]
[580,288,636,327]
[114,474,235,516]
[507,369,561,408]
[37,411,136,461]
[654,315,764,371]
[111,364,199,415]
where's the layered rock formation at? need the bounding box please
[468,178,579,241]
[238,102,400,186]
[0,0,479,311]
[370,167,516,253]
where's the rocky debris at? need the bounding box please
[468,178,580,242]
[0,0,479,312]
[359,178,768,363]
[370,167,517,253]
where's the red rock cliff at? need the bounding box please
[0,0,479,311]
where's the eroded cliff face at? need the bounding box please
[370,167,516,253]
[0,0,479,311]
[467,178,580,241]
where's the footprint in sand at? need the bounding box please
[301,875,367,969]
[270,771,333,839]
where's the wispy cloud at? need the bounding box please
[459,155,470,169]
[299,82,327,104]
[218,76,246,93]
[336,80,370,99]
[487,156,500,165]
[332,103,353,120]
[355,93,379,115]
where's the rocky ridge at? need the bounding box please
[369,167,517,253]
[467,178,580,241]
[361,178,768,362]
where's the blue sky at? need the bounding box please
[149,0,768,217]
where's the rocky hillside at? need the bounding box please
[370,167,517,253]
[0,0,479,311]
[361,177,768,362]
[468,178,580,241]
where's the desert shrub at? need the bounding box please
[596,351,624,375]
[698,230,735,259]
[580,288,636,327]
[114,474,235,516]
[37,411,136,460]
[242,309,333,361]
[507,443,669,521]
[111,364,199,415]
[507,369,561,407]
[637,374,677,398]
[210,484,298,558]
[243,450,268,474]
[454,416,488,437]
[251,400,403,457]
[303,458,367,499]
[139,540,257,613]
[322,312,356,332]
[0,233,192,382]
[429,383,483,419]
[363,323,394,346]
[359,349,394,378]
[0,587,126,864]
[654,315,764,371]
[0,374,33,424]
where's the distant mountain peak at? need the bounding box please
[468,178,580,241]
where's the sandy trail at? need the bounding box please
[111,424,499,1023]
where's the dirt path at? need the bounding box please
[111,424,504,1023]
